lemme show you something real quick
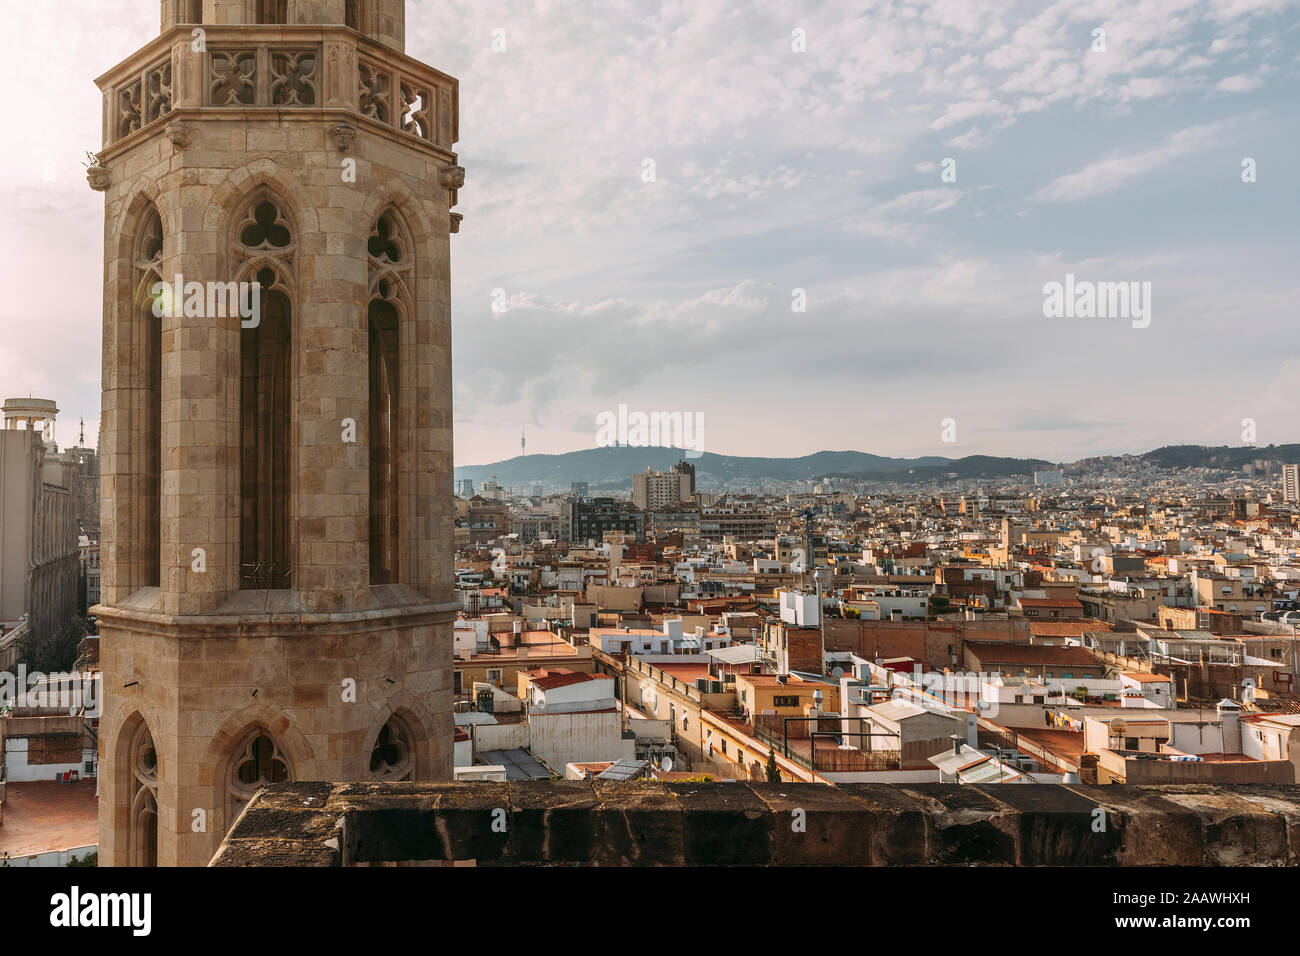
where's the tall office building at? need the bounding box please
[1283,464,1300,504]
[0,398,80,652]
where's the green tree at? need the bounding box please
[765,749,781,783]
[20,617,88,673]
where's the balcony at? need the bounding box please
[751,714,903,773]
[94,25,458,157]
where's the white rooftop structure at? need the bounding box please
[929,744,1027,784]
[707,644,764,666]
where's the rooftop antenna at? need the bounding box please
[79,418,85,447]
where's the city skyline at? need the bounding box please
[3,0,1298,466]
[4,0,1300,898]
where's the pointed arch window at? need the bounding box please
[369,715,413,781]
[236,199,294,589]
[129,722,159,867]
[226,728,290,830]
[367,211,409,586]
[135,207,164,590]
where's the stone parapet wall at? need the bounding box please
[210,780,1300,867]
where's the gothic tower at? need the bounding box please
[89,0,461,866]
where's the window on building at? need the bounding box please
[773,695,799,708]
[1125,737,1139,750]
[136,207,164,590]
[129,722,159,867]
[227,729,290,832]
[370,716,413,781]
[238,200,293,589]
[256,0,288,23]
[367,213,409,586]
[368,299,400,584]
[240,269,292,588]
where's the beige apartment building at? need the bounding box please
[1194,573,1267,616]
[632,461,695,511]
[0,398,80,655]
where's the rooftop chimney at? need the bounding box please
[1078,752,1100,785]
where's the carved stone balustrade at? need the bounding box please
[94,25,457,158]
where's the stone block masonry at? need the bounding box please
[212,780,1300,866]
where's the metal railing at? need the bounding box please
[752,715,902,773]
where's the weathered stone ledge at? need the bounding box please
[209,780,1300,867]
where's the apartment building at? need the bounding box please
[570,498,645,543]
[632,461,695,511]
[0,398,80,647]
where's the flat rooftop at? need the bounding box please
[655,662,711,683]
[477,749,552,780]
[1016,729,1086,766]
[0,780,98,859]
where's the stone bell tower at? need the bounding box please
[89,0,462,866]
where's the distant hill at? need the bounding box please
[1139,444,1300,471]
[453,446,1051,492]
[452,441,1298,494]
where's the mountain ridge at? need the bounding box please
[452,442,1299,493]
[453,446,1053,491]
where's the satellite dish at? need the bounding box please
[661,756,673,772]
[1109,718,1128,736]
[831,666,844,679]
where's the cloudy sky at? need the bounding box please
[2,0,1297,467]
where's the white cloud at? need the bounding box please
[1216,72,1265,91]
[1,0,1295,466]
[1030,119,1236,202]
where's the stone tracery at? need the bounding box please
[227,728,291,826]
